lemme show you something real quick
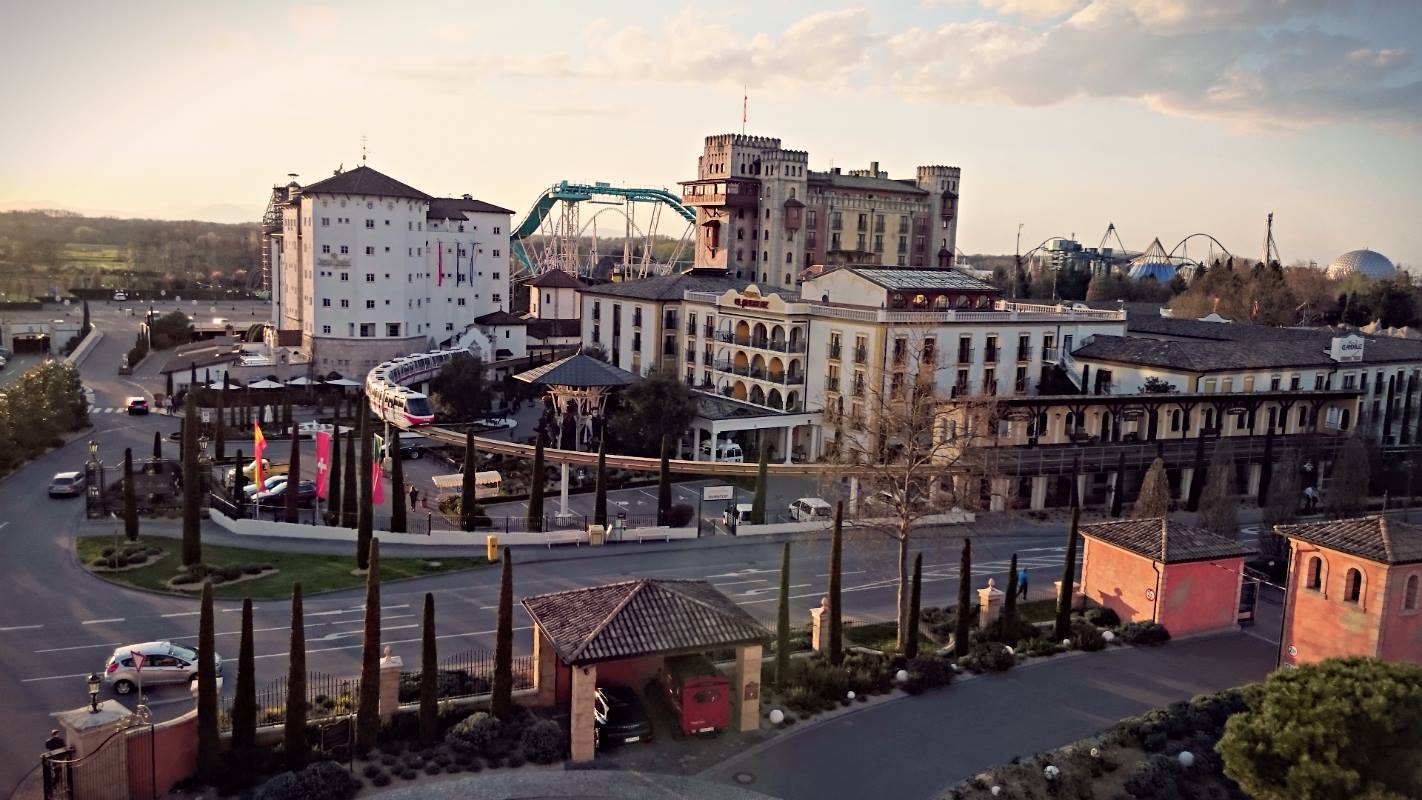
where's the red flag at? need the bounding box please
[437,240,443,287]
[314,430,332,499]
[252,422,267,487]
[371,458,385,505]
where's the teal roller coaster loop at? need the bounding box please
[511,181,696,276]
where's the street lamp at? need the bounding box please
[86,673,101,713]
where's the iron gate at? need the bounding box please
[41,722,155,800]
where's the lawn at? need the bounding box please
[76,536,489,599]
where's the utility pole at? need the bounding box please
[1013,223,1024,299]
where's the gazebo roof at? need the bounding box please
[521,579,770,665]
[1079,518,1254,565]
[512,353,635,388]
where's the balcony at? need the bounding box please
[685,323,697,337]
[922,349,937,366]
[680,179,759,209]
[984,347,999,364]
[827,377,840,392]
[685,349,697,364]
[955,347,975,364]
[711,361,805,385]
[713,331,807,354]
[1042,347,1060,363]
[1017,346,1033,362]
[851,382,865,397]
[853,347,868,364]
[892,350,907,365]
[828,343,842,360]
[703,324,714,338]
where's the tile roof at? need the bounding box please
[473,310,527,326]
[578,270,792,302]
[848,267,1000,292]
[522,579,770,665]
[299,166,431,200]
[512,353,635,387]
[1080,518,1255,564]
[525,318,581,340]
[1073,332,1422,373]
[529,270,586,289]
[1275,516,1422,565]
[694,393,803,421]
[808,170,929,196]
[1123,315,1422,364]
[427,196,515,219]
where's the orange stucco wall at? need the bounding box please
[1081,538,1243,637]
[1284,542,1422,666]
[129,710,197,797]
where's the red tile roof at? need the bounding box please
[1080,517,1254,564]
[1275,516,1422,565]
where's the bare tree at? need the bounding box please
[1133,457,1171,519]
[821,337,1001,651]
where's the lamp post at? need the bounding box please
[87,440,103,516]
[86,673,101,713]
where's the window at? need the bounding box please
[321,217,330,226]
[1344,568,1362,603]
[339,245,349,255]
[457,298,465,306]
[363,246,373,255]
[340,272,349,281]
[494,226,501,235]
[365,274,375,283]
[365,219,374,228]
[321,298,331,307]
[1406,575,1419,611]
[339,299,350,308]
[492,293,502,304]
[321,244,331,254]
[359,323,375,337]
[1290,374,1300,390]
[365,300,375,309]
[322,325,331,334]
[386,323,400,337]
[1306,556,1324,590]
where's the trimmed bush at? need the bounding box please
[520,719,564,764]
[370,772,391,787]
[903,654,954,695]
[1124,754,1185,799]
[361,764,382,779]
[506,750,527,768]
[1070,619,1106,651]
[243,564,265,575]
[254,760,359,800]
[963,642,1016,673]
[445,711,502,755]
[1116,621,1171,646]
[1082,606,1121,628]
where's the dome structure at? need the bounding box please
[1326,249,1395,281]
[1128,237,1178,283]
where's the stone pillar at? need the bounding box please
[809,596,828,653]
[1029,476,1048,510]
[848,476,860,515]
[1076,474,1089,507]
[691,427,701,462]
[734,643,763,733]
[378,646,403,723]
[559,462,570,518]
[782,426,793,464]
[569,664,598,762]
[54,700,130,759]
[978,578,1005,628]
[532,627,558,707]
[989,477,1011,512]
[1054,580,1085,611]
[1246,463,1262,496]
[1179,467,1195,502]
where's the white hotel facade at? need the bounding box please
[267,166,514,376]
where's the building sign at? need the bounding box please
[702,485,735,501]
[1330,335,1365,363]
[743,680,760,701]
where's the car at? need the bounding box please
[48,471,87,498]
[112,292,128,301]
[254,480,316,509]
[0,356,7,370]
[126,396,150,415]
[104,641,221,696]
[242,475,288,498]
[398,443,423,460]
[788,497,833,522]
[594,684,653,748]
[227,459,290,484]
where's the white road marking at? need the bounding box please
[82,618,124,625]
[22,672,94,684]
[36,643,121,654]
[0,522,10,532]
[710,579,768,588]
[252,625,534,659]
[161,612,199,618]
[0,624,42,632]
[221,607,255,613]
[817,570,865,578]
[737,583,811,597]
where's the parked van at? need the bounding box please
[788,497,833,522]
[699,440,744,462]
[724,503,754,528]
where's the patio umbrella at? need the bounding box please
[247,378,284,390]
[323,377,361,387]
[286,376,315,386]
[207,380,239,390]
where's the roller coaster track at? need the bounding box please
[510,181,696,277]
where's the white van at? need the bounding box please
[724,503,755,528]
[788,497,833,522]
[699,440,744,462]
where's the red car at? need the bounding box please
[660,655,731,736]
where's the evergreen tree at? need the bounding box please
[1257,425,1275,507]
[213,386,225,461]
[1263,448,1302,541]
[390,435,406,533]
[153,430,162,461]
[1186,433,1207,511]
[492,548,514,721]
[233,449,246,515]
[165,372,174,402]
[1133,457,1171,519]
[341,429,357,527]
[751,432,769,524]
[81,300,90,336]
[1002,553,1020,644]
[656,434,672,526]
[460,429,478,532]
[196,582,219,782]
[284,582,308,767]
[592,432,608,528]
[953,538,972,662]
[775,542,791,685]
[357,409,373,570]
[355,538,381,752]
[525,436,545,532]
[1328,437,1371,518]
[231,598,257,756]
[284,423,301,522]
[122,447,138,541]
[1110,450,1126,517]
[905,552,923,660]
[827,501,844,666]
[181,398,201,565]
[1055,509,1080,641]
[326,427,342,525]
[419,593,438,747]
[1199,441,1239,539]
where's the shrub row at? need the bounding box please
[173,561,273,585]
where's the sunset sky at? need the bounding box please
[2,0,1419,265]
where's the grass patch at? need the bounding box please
[1018,598,1059,624]
[77,536,488,599]
[844,620,933,652]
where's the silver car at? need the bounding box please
[48,471,86,498]
[104,641,222,695]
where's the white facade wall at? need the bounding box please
[531,285,580,320]
[580,294,673,376]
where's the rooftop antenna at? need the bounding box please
[741,86,747,135]
[361,135,368,166]
[1261,212,1281,267]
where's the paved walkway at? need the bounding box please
[701,633,1278,800]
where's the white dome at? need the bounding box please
[1327,249,1395,281]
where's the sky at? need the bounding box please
[2,0,1420,266]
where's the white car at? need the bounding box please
[788,497,833,522]
[104,641,221,695]
[296,420,352,439]
[243,475,288,498]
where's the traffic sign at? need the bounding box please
[702,485,734,501]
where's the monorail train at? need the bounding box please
[366,347,475,427]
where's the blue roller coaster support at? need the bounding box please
[511,181,696,276]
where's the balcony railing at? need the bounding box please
[827,377,840,392]
[685,349,697,364]
[955,347,974,364]
[828,343,842,360]
[853,347,867,364]
[710,361,806,385]
[1042,347,1060,363]
[685,324,697,336]
[892,350,907,365]
[703,324,714,338]
[851,382,865,397]
[984,347,999,364]
[713,331,807,353]
[1017,346,1033,362]
[922,349,937,365]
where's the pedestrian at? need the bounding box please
[408,484,419,511]
[45,729,64,752]
[1017,566,1029,599]
[1304,485,1318,511]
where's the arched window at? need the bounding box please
[1306,556,1323,590]
[934,295,950,310]
[1344,568,1363,603]
[1405,575,1419,611]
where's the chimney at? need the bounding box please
[870,161,880,176]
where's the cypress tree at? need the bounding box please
[751,433,769,524]
[419,593,438,747]
[592,432,608,528]
[525,436,545,532]
[196,582,219,781]
[460,429,478,531]
[326,427,342,525]
[341,429,357,527]
[284,423,301,522]
[214,384,226,461]
[1133,457,1171,519]
[492,548,514,721]
[1110,450,1126,517]
[1257,425,1275,508]
[181,397,201,565]
[390,435,407,533]
[1002,553,1020,644]
[355,538,381,753]
[81,300,90,336]
[284,582,308,768]
[1186,431,1207,511]
[775,542,791,685]
[905,552,923,660]
[165,371,174,403]
[656,434,672,526]
[827,501,844,666]
[231,598,257,756]
[153,430,162,461]
[1055,508,1081,641]
[953,538,972,663]
[233,449,246,516]
[122,447,138,541]
[357,409,373,570]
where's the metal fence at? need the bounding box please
[397,648,534,706]
[220,670,361,732]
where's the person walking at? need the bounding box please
[408,484,419,511]
[44,730,64,752]
[1017,566,1030,599]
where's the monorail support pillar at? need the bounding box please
[559,462,570,518]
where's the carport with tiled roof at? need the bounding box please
[522,578,770,762]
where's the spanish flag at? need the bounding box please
[253,422,267,487]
